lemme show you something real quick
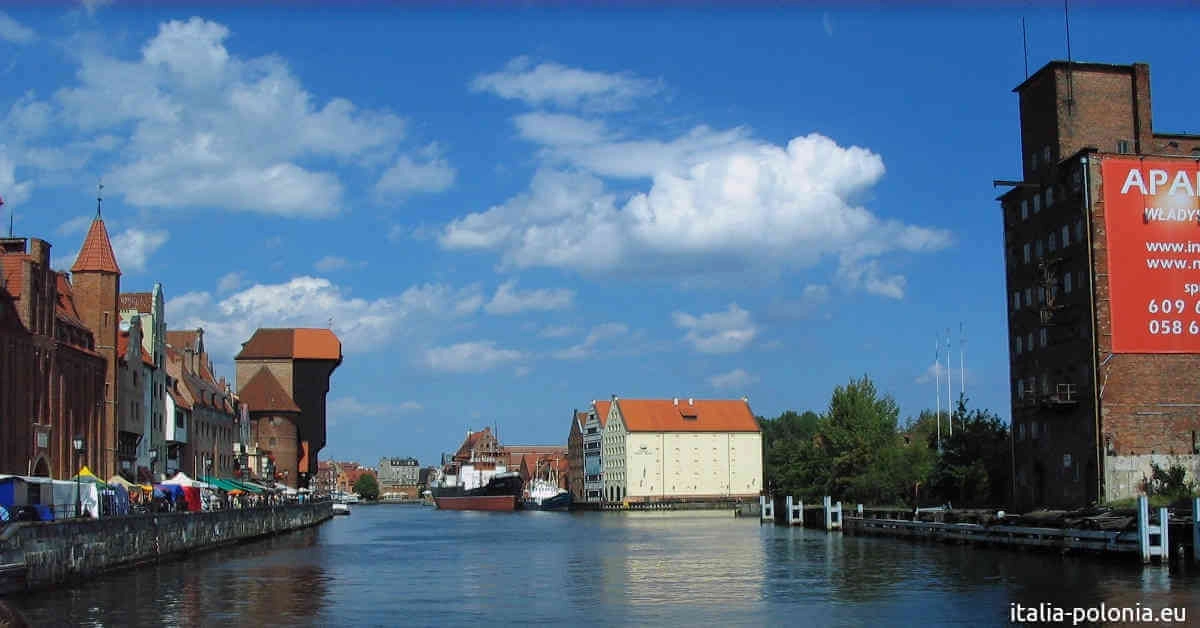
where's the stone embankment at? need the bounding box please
[0,501,332,594]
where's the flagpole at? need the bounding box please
[946,329,953,437]
[935,334,941,451]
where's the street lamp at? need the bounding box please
[73,434,86,518]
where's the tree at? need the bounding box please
[817,375,902,503]
[353,473,380,501]
[927,396,1010,507]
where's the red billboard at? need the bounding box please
[1102,157,1200,353]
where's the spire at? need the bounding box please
[96,181,103,218]
[71,213,121,275]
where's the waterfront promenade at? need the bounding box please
[6,505,1199,626]
[0,500,331,594]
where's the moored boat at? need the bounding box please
[521,478,572,511]
[433,471,523,511]
[332,502,351,516]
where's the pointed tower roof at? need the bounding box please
[71,217,121,274]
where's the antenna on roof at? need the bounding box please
[96,181,104,218]
[2,195,10,238]
[1064,0,1074,112]
[1020,16,1029,79]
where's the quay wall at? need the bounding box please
[0,501,332,594]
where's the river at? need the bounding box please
[7,505,1200,626]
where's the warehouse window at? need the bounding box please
[1074,219,1084,242]
[1024,288,1033,307]
[1017,423,1026,440]
[1045,186,1054,207]
[1117,139,1131,154]
[1061,225,1070,247]
[1013,291,1021,310]
[1042,146,1051,165]
[1048,232,1057,252]
[1036,240,1044,259]
[1040,328,1048,347]
[1038,287,1045,304]
[1015,336,1022,354]
[1033,195,1042,213]
[1027,332,1034,351]
[1021,200,1029,220]
[1016,380,1024,399]
[1064,273,1073,293]
[1023,243,1032,264]
[1031,151,1039,170]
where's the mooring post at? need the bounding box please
[823,496,832,531]
[857,503,863,518]
[1138,495,1150,563]
[1193,497,1200,565]
[1159,507,1170,563]
[785,496,794,525]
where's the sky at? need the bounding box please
[3,1,1199,468]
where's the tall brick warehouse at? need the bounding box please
[1000,60,1200,509]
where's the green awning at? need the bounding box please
[200,476,245,492]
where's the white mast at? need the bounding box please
[946,329,953,436]
[935,334,941,449]
[960,322,966,409]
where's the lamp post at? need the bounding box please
[150,448,158,480]
[73,434,86,518]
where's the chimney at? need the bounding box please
[673,397,678,406]
[611,394,617,401]
[742,395,749,403]
[29,238,50,265]
[688,397,693,406]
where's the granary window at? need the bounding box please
[1117,139,1131,154]
[1015,336,1022,354]
[1023,243,1032,264]
[1074,219,1084,242]
[1045,186,1054,208]
[1048,233,1057,252]
[1027,332,1034,351]
[1024,288,1032,307]
[1061,225,1070,247]
[1031,151,1039,171]
[1064,272,1073,294]
[1013,291,1021,310]
[1035,240,1044,259]
[1042,146,1051,165]
[1033,194,1042,213]
[1021,200,1029,220]
[1039,328,1048,347]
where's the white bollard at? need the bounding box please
[1194,498,1200,565]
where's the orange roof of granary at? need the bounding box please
[614,398,760,433]
[71,217,121,274]
[236,328,342,360]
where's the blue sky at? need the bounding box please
[3,2,1198,468]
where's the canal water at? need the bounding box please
[7,505,1200,626]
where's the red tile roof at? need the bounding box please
[54,273,88,330]
[238,367,301,414]
[119,292,153,313]
[236,328,342,361]
[71,217,121,274]
[117,331,155,367]
[614,399,760,433]
[594,400,611,427]
[1,256,25,298]
[166,330,201,353]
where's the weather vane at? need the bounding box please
[96,181,104,218]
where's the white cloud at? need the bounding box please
[217,271,244,294]
[375,144,456,199]
[838,259,906,299]
[768,284,830,319]
[440,132,951,287]
[708,368,759,391]
[673,303,758,354]
[111,227,169,273]
[40,17,414,217]
[470,56,661,111]
[165,277,484,363]
[313,255,366,273]
[553,322,628,360]
[513,112,608,146]
[484,279,574,315]
[424,341,524,373]
[823,12,834,37]
[0,149,33,207]
[327,396,423,426]
[0,12,36,45]
[56,215,93,236]
[915,360,949,385]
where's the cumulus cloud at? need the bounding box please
[18,17,422,217]
[0,149,33,207]
[673,303,758,354]
[915,360,949,385]
[111,227,169,273]
[56,215,93,236]
[440,131,951,285]
[513,112,609,146]
[484,279,574,315]
[375,143,456,199]
[708,368,759,391]
[424,341,524,373]
[470,56,661,111]
[0,12,36,44]
[553,322,628,359]
[165,277,484,362]
[538,324,577,339]
[217,272,244,294]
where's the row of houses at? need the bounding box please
[0,211,340,488]
[566,396,763,504]
[440,428,569,492]
[314,458,441,498]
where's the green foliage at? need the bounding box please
[760,385,1013,508]
[1144,463,1197,504]
[353,473,380,501]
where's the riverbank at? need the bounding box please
[0,500,332,595]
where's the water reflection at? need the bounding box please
[7,507,1199,626]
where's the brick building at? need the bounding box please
[238,365,302,487]
[167,329,237,479]
[69,214,123,479]
[235,328,342,488]
[999,60,1200,509]
[0,236,106,479]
